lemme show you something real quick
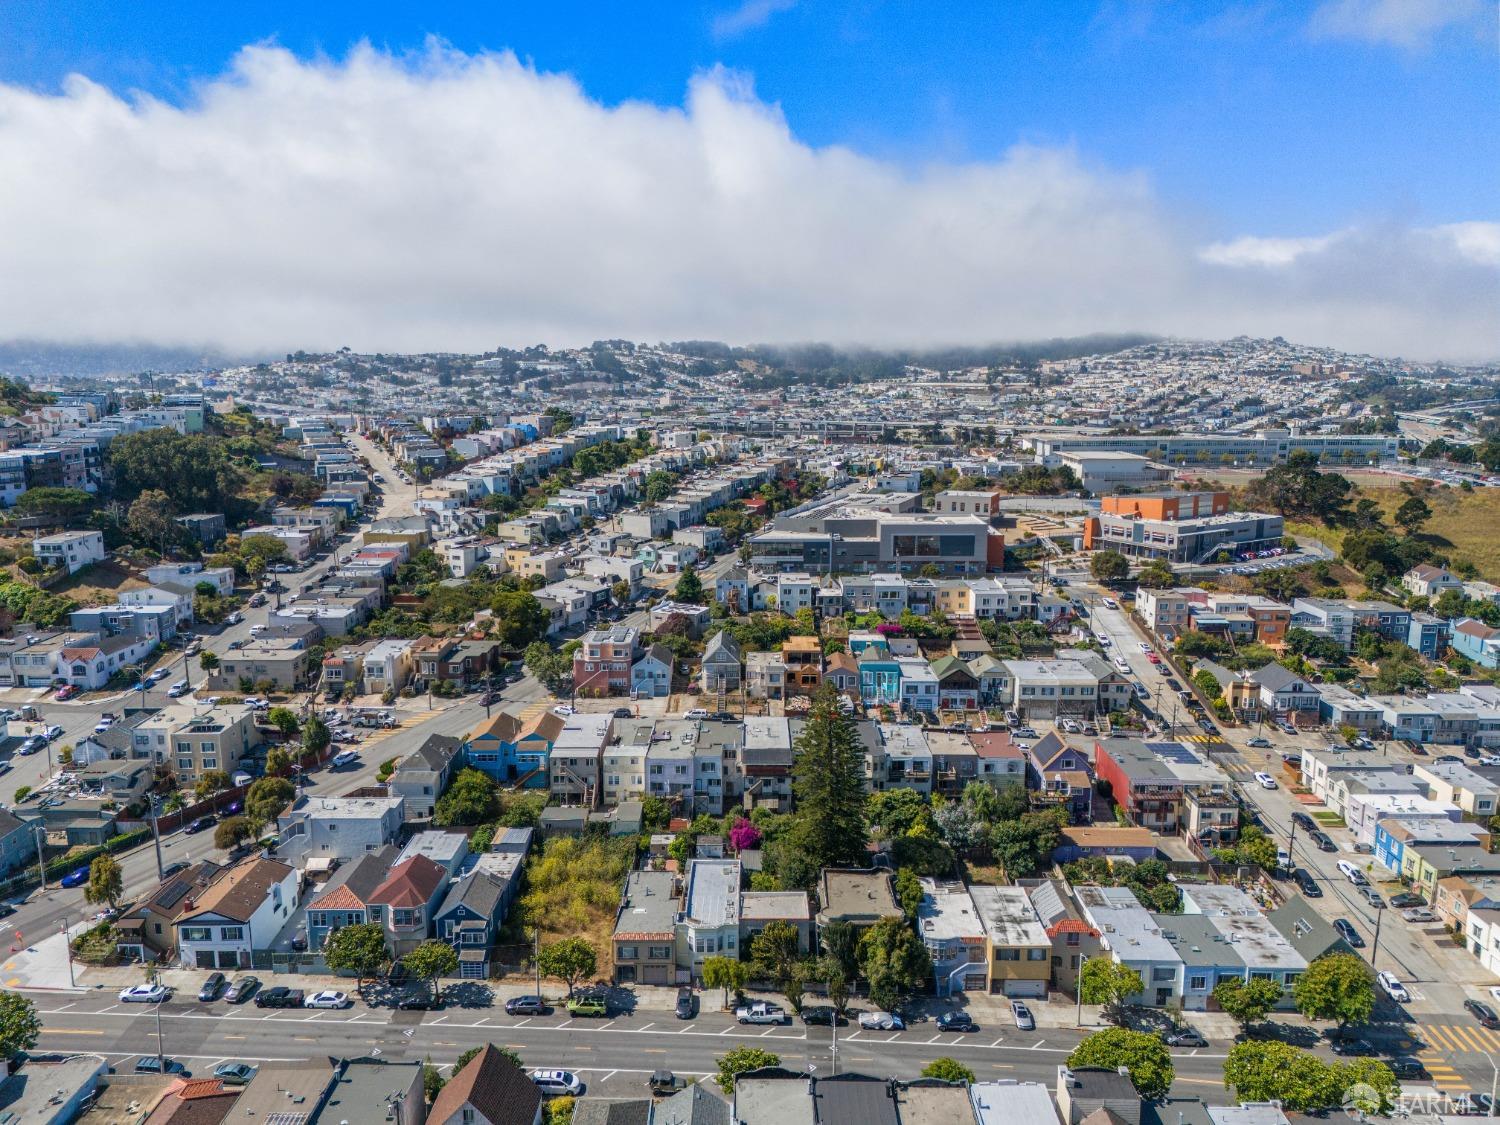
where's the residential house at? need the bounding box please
[700,630,743,695]
[678,859,742,982]
[815,869,901,935]
[878,723,933,793]
[165,703,258,785]
[465,711,530,785]
[1025,878,1103,998]
[275,794,405,865]
[631,643,674,698]
[968,730,1029,792]
[1408,612,1453,659]
[434,835,530,979]
[389,734,464,820]
[1073,885,1183,1008]
[1453,619,1500,670]
[781,636,822,696]
[368,854,449,956]
[573,626,640,696]
[925,731,980,798]
[613,870,680,986]
[740,891,813,957]
[1029,734,1098,822]
[33,530,105,574]
[917,878,989,995]
[115,859,224,961]
[824,650,859,696]
[427,1044,542,1125]
[175,857,298,970]
[1248,664,1319,714]
[968,884,1052,997]
[0,809,38,877]
[1403,564,1465,600]
[741,717,795,812]
[303,846,398,951]
[746,651,787,701]
[550,713,611,807]
[931,656,980,711]
[897,658,939,713]
[362,638,416,696]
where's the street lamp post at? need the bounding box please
[148,794,166,882]
[31,824,46,890]
[60,918,75,988]
[1368,904,1385,969]
[1076,954,1088,1028]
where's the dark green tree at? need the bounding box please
[788,686,869,870]
[1069,1029,1173,1099]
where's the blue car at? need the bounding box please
[60,867,89,888]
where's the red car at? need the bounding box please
[54,685,79,700]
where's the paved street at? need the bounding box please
[23,990,1231,1095]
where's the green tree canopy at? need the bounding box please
[1068,1028,1174,1099]
[1222,1040,1346,1112]
[321,922,389,991]
[788,686,869,870]
[1291,953,1375,1030]
[857,917,932,1012]
[1090,550,1129,583]
[434,768,500,827]
[0,992,41,1059]
[83,854,123,910]
[403,940,459,995]
[245,776,295,829]
[301,715,331,757]
[1212,976,1284,1034]
[214,816,254,851]
[673,568,705,604]
[716,1046,780,1094]
[749,921,803,988]
[1079,959,1143,1024]
[703,955,750,1008]
[922,1057,976,1083]
[490,591,550,648]
[537,937,597,997]
[266,707,300,737]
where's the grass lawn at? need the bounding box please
[1311,811,1346,827]
[49,558,147,605]
[1286,481,1500,583]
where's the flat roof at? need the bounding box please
[917,879,985,942]
[615,870,678,938]
[968,884,1049,948]
[684,859,741,927]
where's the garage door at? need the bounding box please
[1002,979,1047,999]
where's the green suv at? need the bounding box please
[566,996,608,1017]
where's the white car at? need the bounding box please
[531,1069,583,1097]
[1011,1000,1036,1031]
[119,984,170,1004]
[683,708,710,720]
[1137,642,1153,653]
[858,1010,905,1030]
[551,704,574,716]
[1101,598,1118,609]
[1253,772,1278,790]
[303,990,350,1009]
[1377,971,1411,1003]
[1336,860,1368,886]
[330,749,359,768]
[42,725,63,741]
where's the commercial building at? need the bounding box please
[1083,491,1283,564]
[749,498,1004,576]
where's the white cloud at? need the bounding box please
[711,0,796,39]
[1308,0,1486,49]
[0,42,1493,361]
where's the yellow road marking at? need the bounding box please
[41,1029,102,1036]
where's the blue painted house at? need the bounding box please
[1452,618,1500,670]
[858,651,902,704]
[1407,612,1452,659]
[432,828,532,979]
[463,710,559,787]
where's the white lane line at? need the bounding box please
[432,1016,448,1025]
[989,1038,1006,1047]
[926,1034,943,1044]
[597,1021,616,1031]
[719,1026,736,1035]
[635,1022,654,1032]
[513,1018,532,1027]
[601,1070,618,1083]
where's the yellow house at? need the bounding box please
[968,884,1052,998]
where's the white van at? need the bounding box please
[167,680,190,698]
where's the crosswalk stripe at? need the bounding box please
[1423,1026,1457,1051]
[1461,1025,1497,1053]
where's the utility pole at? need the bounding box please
[60,918,75,987]
[154,994,166,1072]
[149,794,166,881]
[1368,904,1385,969]
[32,824,46,891]
[1076,955,1088,1027]
[534,926,541,999]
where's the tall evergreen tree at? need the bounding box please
[789,685,869,869]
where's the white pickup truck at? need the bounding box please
[734,1002,786,1025]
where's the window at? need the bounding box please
[618,945,638,960]
[182,927,211,942]
[1151,967,1175,982]
[368,906,384,922]
[995,948,1019,961]
[650,946,672,960]
[1189,975,1208,991]
[1027,948,1047,961]
[220,926,244,941]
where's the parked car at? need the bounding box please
[937,1010,976,1032]
[1333,919,1365,947]
[675,988,696,1020]
[1011,1001,1035,1031]
[735,1002,786,1025]
[395,990,440,1011]
[331,750,359,768]
[224,976,259,1003]
[1360,887,1386,909]
[1253,772,1278,789]
[683,708,709,720]
[505,995,548,1016]
[1377,971,1411,1003]
[858,1010,905,1030]
[1161,1027,1208,1047]
[1308,830,1336,852]
[566,996,608,1018]
[531,1070,583,1097]
[120,984,171,1004]
[648,1070,690,1096]
[1329,1033,1376,1056]
[1465,999,1500,1029]
[304,990,350,1009]
[134,1056,189,1075]
[1293,869,1322,897]
[254,986,305,1009]
[198,972,226,1002]
[1336,860,1368,886]
[1389,892,1424,909]
[184,815,216,834]
[1402,907,1436,923]
[54,684,79,701]
[801,1005,846,1026]
[1247,737,1272,748]
[1388,1058,1427,1081]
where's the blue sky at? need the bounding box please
[0,1,1494,357]
[2,0,1492,235]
